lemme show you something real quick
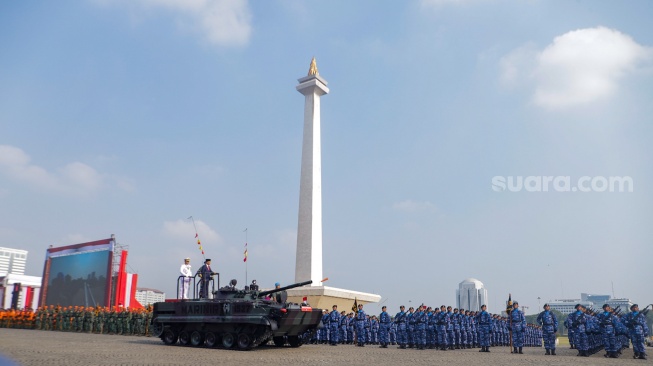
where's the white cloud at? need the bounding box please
[501,27,653,108]
[163,218,222,246]
[99,0,252,47]
[0,144,109,194]
[392,199,437,213]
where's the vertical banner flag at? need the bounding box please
[243,242,248,262]
[506,293,513,314]
[352,297,358,313]
[188,216,204,257]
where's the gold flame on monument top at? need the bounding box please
[308,57,318,76]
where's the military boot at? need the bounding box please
[519,347,523,354]
[545,349,550,355]
[514,347,518,353]
[640,353,647,360]
[551,349,556,355]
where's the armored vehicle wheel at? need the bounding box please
[151,320,164,337]
[190,331,204,347]
[237,333,252,349]
[272,336,285,347]
[178,330,190,346]
[162,329,178,345]
[205,332,218,347]
[222,333,235,348]
[287,335,302,347]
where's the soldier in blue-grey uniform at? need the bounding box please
[476,304,492,352]
[355,304,367,347]
[564,311,575,349]
[624,304,649,360]
[460,309,470,348]
[407,307,415,348]
[437,305,449,350]
[389,318,397,345]
[469,310,478,348]
[596,304,618,358]
[432,307,441,349]
[491,314,499,346]
[570,304,589,356]
[452,308,462,349]
[339,311,348,344]
[347,312,355,344]
[414,305,427,350]
[394,305,408,349]
[319,309,329,344]
[370,316,379,344]
[446,306,455,350]
[426,307,436,349]
[509,301,526,354]
[536,303,558,355]
[378,306,391,348]
[328,305,340,345]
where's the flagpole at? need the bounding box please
[507,293,513,353]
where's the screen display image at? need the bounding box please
[44,250,111,307]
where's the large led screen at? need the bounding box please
[41,239,114,307]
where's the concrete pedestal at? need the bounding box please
[286,285,381,311]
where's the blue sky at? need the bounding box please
[1,0,652,314]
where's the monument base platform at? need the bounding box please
[286,286,381,311]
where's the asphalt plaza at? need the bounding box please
[0,329,647,366]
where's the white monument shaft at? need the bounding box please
[295,60,329,286]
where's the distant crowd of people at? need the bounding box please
[0,305,154,336]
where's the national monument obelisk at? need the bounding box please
[295,57,328,286]
[288,58,380,309]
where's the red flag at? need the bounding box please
[243,248,248,262]
[195,233,198,238]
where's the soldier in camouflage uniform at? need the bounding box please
[35,307,43,330]
[145,306,153,336]
[124,308,133,335]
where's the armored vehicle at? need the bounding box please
[150,278,322,350]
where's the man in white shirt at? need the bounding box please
[179,257,192,299]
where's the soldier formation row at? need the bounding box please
[306,302,650,360]
[564,303,649,360]
[0,306,154,336]
[309,303,540,353]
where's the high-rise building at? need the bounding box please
[135,288,165,306]
[0,247,27,275]
[0,247,39,309]
[456,278,488,312]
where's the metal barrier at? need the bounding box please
[176,273,220,300]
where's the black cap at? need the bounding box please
[602,304,610,310]
[630,304,638,311]
[513,301,518,305]
[575,303,582,309]
[205,258,211,262]
[543,303,549,309]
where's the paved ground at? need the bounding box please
[0,329,648,366]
